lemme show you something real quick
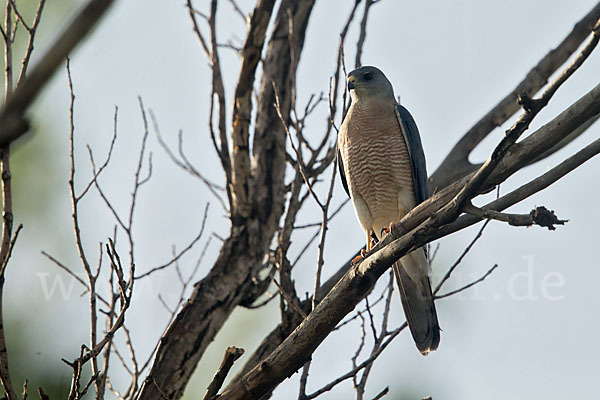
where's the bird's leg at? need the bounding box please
[352,250,368,264]
[381,221,395,237]
[352,231,375,264]
[366,231,374,251]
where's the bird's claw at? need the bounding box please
[352,249,368,264]
[381,222,395,237]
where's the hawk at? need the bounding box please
[337,66,440,355]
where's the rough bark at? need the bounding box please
[217,77,600,400]
[136,1,316,398]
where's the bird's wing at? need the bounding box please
[337,149,350,198]
[395,104,428,205]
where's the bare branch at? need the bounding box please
[186,0,210,56]
[306,325,406,400]
[434,220,490,294]
[41,251,89,293]
[436,264,499,299]
[274,82,323,208]
[151,112,227,211]
[464,204,568,230]
[135,203,210,279]
[430,2,600,190]
[229,0,276,219]
[0,4,17,395]
[79,107,119,201]
[16,0,47,86]
[437,135,600,239]
[187,0,234,211]
[271,275,307,319]
[371,386,389,400]
[0,0,117,146]
[227,0,248,22]
[203,347,245,400]
[355,0,377,68]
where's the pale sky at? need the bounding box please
[5,0,600,399]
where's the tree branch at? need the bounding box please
[137,2,317,399]
[0,0,117,146]
[203,347,245,400]
[230,0,276,220]
[429,1,600,190]
[217,66,600,398]
[464,204,567,230]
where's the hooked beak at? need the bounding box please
[347,80,356,91]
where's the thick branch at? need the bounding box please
[429,1,600,190]
[0,0,116,146]
[227,68,600,394]
[383,77,600,253]
[437,135,600,238]
[230,0,276,221]
[137,2,316,399]
[217,77,600,399]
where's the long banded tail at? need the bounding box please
[393,251,440,355]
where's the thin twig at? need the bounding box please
[273,81,324,209]
[292,199,349,267]
[0,1,16,396]
[227,0,247,22]
[311,150,338,310]
[464,203,568,230]
[187,0,233,208]
[271,276,307,319]
[16,0,47,86]
[434,220,490,294]
[371,386,389,400]
[297,360,311,400]
[203,347,245,400]
[138,236,212,379]
[355,0,376,68]
[151,110,227,211]
[66,57,104,396]
[306,324,406,399]
[436,264,499,299]
[79,106,118,200]
[135,202,210,279]
[0,0,118,146]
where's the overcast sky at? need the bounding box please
[5,0,600,399]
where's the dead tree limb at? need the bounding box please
[0,0,117,146]
[429,1,600,191]
[217,62,600,398]
[136,2,316,399]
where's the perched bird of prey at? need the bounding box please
[337,66,440,355]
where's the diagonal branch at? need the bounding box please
[429,1,600,191]
[0,0,117,146]
[187,0,233,210]
[217,75,600,400]
[137,3,317,399]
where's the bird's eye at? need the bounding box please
[363,72,372,81]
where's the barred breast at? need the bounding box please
[338,99,415,237]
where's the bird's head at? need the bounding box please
[347,66,396,103]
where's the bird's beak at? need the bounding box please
[347,80,355,91]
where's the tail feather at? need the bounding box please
[393,254,440,355]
